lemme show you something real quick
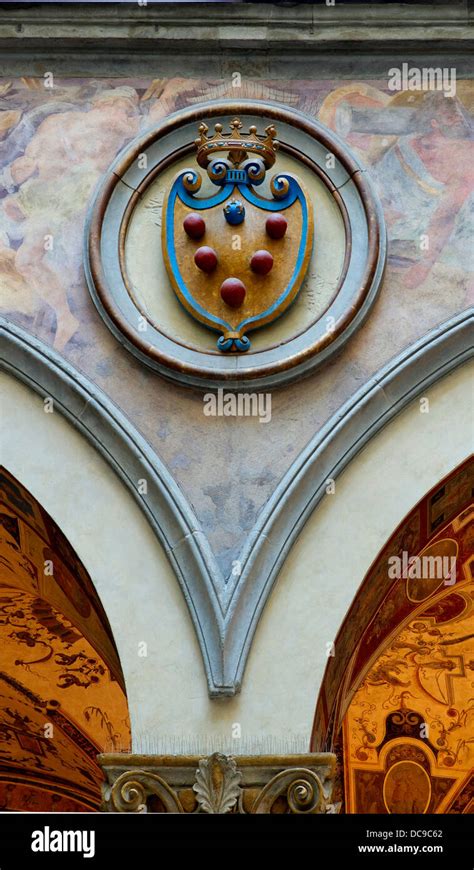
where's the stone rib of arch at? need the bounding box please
[1,311,472,696]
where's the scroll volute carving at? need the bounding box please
[100,752,337,815]
[251,768,324,814]
[104,770,184,814]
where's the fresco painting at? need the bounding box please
[313,458,474,814]
[0,76,472,573]
[0,469,130,811]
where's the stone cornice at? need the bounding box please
[0,2,471,55]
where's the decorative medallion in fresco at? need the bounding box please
[312,458,474,814]
[85,100,386,389]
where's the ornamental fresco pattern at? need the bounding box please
[313,458,474,814]
[0,468,130,811]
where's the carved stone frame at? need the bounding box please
[85,99,386,390]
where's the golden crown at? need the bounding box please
[195,118,279,170]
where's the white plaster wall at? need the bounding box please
[0,372,204,753]
[1,361,472,753]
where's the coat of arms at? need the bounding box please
[162,118,313,352]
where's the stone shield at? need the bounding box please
[162,166,313,352]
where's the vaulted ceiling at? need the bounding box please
[313,458,474,814]
[0,467,130,811]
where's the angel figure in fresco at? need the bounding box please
[0,77,223,349]
[0,83,140,349]
[319,85,474,292]
[375,97,473,290]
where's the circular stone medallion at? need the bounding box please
[85,100,386,390]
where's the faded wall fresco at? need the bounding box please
[0,76,472,575]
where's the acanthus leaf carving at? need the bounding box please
[193,752,242,814]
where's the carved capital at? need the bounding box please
[99,752,337,814]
